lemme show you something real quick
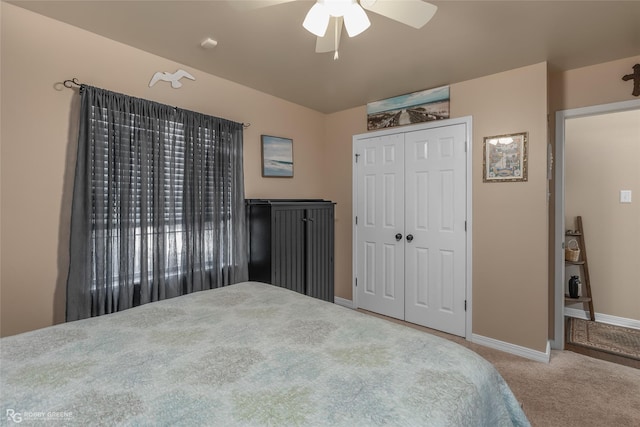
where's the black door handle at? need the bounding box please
[395,233,402,241]
[406,234,414,242]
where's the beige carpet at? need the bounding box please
[567,318,640,361]
[483,348,640,426]
[359,310,640,427]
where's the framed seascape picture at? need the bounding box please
[261,135,293,177]
[483,132,528,182]
[366,85,450,131]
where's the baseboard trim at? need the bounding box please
[334,297,353,309]
[345,301,551,362]
[472,334,551,363]
[564,307,640,330]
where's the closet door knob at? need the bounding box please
[406,234,414,242]
[395,233,403,241]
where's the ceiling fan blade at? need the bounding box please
[360,0,437,29]
[316,17,343,53]
[227,0,296,12]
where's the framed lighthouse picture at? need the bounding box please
[483,132,528,183]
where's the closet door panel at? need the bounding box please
[355,134,405,320]
[404,123,467,337]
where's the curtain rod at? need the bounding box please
[62,78,251,128]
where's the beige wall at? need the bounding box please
[1,3,328,336]
[1,4,550,352]
[547,55,640,337]
[565,110,640,320]
[450,63,549,351]
[2,3,635,354]
[550,56,640,112]
[325,107,367,301]
[324,64,550,352]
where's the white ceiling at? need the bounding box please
[9,0,640,113]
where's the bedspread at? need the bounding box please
[1,282,529,426]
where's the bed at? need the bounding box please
[1,282,529,426]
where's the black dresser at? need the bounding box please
[246,199,335,303]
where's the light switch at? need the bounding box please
[620,190,632,203]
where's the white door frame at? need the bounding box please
[552,99,640,350]
[352,116,473,341]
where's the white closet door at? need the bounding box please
[404,124,467,336]
[355,134,405,319]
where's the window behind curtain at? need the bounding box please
[66,86,248,321]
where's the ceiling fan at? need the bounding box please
[230,0,438,60]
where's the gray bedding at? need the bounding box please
[0,281,529,426]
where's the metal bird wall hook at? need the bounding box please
[149,69,196,89]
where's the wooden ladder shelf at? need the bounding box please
[565,216,595,320]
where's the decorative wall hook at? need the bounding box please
[149,69,195,89]
[622,64,640,97]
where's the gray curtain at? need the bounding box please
[66,85,248,321]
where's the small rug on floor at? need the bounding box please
[567,318,640,361]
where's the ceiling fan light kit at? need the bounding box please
[263,0,438,59]
[303,2,331,37]
[342,2,370,37]
[303,0,370,38]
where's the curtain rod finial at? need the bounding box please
[63,78,82,88]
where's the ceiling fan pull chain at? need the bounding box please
[334,19,339,60]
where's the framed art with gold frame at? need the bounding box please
[483,132,528,183]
